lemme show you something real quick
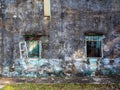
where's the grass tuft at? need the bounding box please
[1,84,120,90]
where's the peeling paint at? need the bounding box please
[0,0,120,77]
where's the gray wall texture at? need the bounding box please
[0,0,120,77]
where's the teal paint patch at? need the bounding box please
[2,58,120,77]
[85,36,103,41]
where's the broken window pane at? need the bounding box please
[24,35,42,58]
[26,40,39,58]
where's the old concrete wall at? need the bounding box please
[0,0,120,77]
[3,0,49,59]
[0,30,3,75]
[2,0,120,59]
[50,0,120,59]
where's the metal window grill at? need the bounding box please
[85,36,103,57]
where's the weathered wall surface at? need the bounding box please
[2,0,120,59]
[0,0,120,77]
[50,0,120,59]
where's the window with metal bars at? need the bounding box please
[85,35,103,57]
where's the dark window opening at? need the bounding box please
[87,41,101,57]
[85,34,103,58]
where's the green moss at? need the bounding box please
[1,84,120,90]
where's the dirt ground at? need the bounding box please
[0,75,120,84]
